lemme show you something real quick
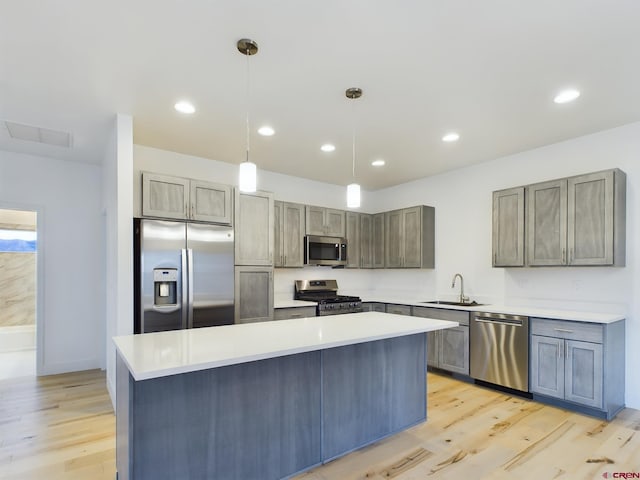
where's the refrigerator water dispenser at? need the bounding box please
[153,268,177,306]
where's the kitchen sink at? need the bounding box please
[421,300,485,307]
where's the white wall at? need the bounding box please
[104,114,134,403]
[0,149,104,374]
[372,121,640,408]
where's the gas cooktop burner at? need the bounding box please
[318,295,361,304]
[294,280,362,316]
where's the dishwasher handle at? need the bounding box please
[474,317,524,326]
[473,312,528,327]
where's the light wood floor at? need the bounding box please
[1,370,639,480]
[0,370,115,480]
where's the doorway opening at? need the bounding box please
[0,208,37,380]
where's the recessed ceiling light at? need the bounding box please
[174,101,195,114]
[371,159,385,167]
[442,132,460,142]
[258,126,275,136]
[320,144,336,152]
[554,89,580,104]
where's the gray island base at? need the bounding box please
[114,313,455,480]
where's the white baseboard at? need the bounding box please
[0,325,36,352]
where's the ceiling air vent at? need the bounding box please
[4,121,73,148]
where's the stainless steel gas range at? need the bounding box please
[294,279,363,316]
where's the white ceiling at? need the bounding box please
[1,1,639,190]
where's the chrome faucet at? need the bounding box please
[451,273,469,304]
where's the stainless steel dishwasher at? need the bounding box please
[470,311,529,392]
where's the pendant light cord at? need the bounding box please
[351,97,356,179]
[245,47,251,163]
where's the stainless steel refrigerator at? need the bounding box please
[134,218,234,333]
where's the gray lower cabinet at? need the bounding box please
[235,190,274,266]
[274,201,305,267]
[492,187,525,266]
[274,306,316,320]
[117,334,427,480]
[117,351,321,480]
[530,317,624,419]
[413,306,470,375]
[234,266,273,323]
[385,304,412,316]
[305,206,345,237]
[345,211,361,268]
[384,206,434,268]
[142,172,232,224]
[322,334,426,461]
[361,302,386,312]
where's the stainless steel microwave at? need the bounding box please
[304,235,347,266]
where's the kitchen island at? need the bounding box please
[114,312,457,480]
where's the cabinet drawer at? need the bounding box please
[273,306,317,320]
[531,317,603,343]
[412,307,469,326]
[362,302,386,312]
[385,304,412,316]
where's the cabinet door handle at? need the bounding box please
[554,328,574,333]
[562,248,566,264]
[565,341,569,359]
[284,255,287,265]
[558,341,563,358]
[570,248,574,264]
[494,253,497,265]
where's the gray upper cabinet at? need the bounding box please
[142,172,190,220]
[189,180,233,224]
[235,190,274,266]
[142,172,232,224]
[359,214,373,268]
[492,187,525,267]
[345,212,360,268]
[402,206,424,267]
[305,206,345,237]
[527,179,567,266]
[498,168,627,268]
[568,169,626,266]
[235,266,273,323]
[384,210,403,267]
[274,201,305,267]
[372,213,385,268]
[384,206,434,269]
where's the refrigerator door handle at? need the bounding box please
[187,248,194,328]
[181,248,189,329]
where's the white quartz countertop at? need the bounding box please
[281,292,624,324]
[114,312,457,381]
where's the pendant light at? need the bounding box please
[237,38,258,193]
[346,87,362,208]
